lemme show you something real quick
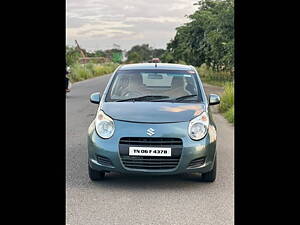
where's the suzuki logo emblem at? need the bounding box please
[146,128,155,136]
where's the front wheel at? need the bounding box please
[88,165,105,181]
[201,157,217,182]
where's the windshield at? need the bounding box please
[106,69,202,102]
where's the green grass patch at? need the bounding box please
[219,82,234,113]
[219,82,234,124]
[224,105,234,123]
[69,63,119,83]
[196,64,233,87]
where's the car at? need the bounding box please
[87,63,220,182]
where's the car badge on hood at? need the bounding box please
[146,128,155,136]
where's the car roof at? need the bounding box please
[118,63,194,71]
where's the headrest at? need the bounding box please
[119,76,129,88]
[130,73,143,86]
[171,76,184,88]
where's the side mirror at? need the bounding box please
[209,94,220,105]
[90,92,101,104]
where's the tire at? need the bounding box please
[202,157,217,182]
[88,165,105,181]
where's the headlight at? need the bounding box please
[95,110,115,139]
[188,112,209,140]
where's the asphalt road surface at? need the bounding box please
[66,74,234,225]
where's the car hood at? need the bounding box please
[101,102,206,123]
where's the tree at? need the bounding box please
[126,44,167,63]
[104,48,123,59]
[127,52,143,63]
[152,48,166,58]
[163,0,234,70]
[161,51,175,63]
[126,44,152,62]
[94,50,106,57]
[66,46,81,66]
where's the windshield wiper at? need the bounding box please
[116,95,170,102]
[172,94,198,102]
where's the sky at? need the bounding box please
[66,0,198,51]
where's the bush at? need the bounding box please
[196,64,233,86]
[219,82,234,113]
[177,60,187,65]
[219,82,234,123]
[69,63,119,82]
[224,105,234,123]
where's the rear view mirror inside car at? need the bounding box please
[148,74,163,79]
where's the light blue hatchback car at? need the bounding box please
[88,63,220,182]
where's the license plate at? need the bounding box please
[129,147,171,157]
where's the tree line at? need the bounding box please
[161,0,234,72]
[66,44,166,65]
[126,44,165,63]
[66,46,123,65]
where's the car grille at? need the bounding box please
[187,157,206,169]
[96,155,113,167]
[119,137,182,170]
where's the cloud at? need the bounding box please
[66,0,198,50]
[67,21,134,39]
[125,17,180,23]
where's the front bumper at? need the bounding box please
[88,119,217,175]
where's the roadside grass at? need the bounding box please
[195,64,234,124]
[219,82,234,112]
[224,105,234,123]
[69,63,119,83]
[196,64,233,87]
[219,82,234,124]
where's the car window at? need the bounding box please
[106,69,202,102]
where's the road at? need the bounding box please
[66,74,234,225]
